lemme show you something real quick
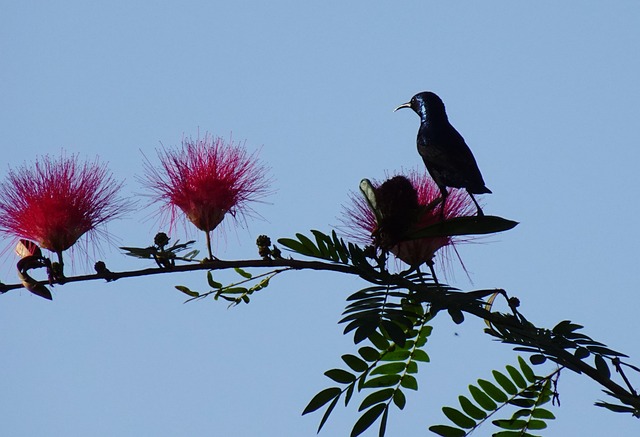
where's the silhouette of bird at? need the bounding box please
[395,91,491,216]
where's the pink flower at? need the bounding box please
[142,133,271,258]
[0,153,129,265]
[340,169,476,268]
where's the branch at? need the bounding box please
[0,258,357,293]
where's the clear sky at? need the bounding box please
[1,2,639,436]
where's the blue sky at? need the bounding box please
[1,2,639,436]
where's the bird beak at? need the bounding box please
[394,102,411,112]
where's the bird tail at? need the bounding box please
[471,186,492,194]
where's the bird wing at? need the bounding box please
[417,124,490,192]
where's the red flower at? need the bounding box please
[340,169,476,268]
[142,133,271,258]
[0,153,129,263]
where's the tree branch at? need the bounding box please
[0,258,357,293]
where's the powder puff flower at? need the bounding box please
[0,153,130,270]
[340,169,476,270]
[142,133,271,260]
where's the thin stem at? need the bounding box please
[613,358,638,397]
[205,231,214,261]
[426,261,440,286]
[56,251,64,272]
[184,268,289,303]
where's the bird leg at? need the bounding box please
[426,260,440,287]
[467,191,484,216]
[438,186,449,220]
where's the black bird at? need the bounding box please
[395,91,491,216]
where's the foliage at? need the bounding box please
[429,357,558,436]
[3,224,640,436]
[302,315,432,437]
[175,268,276,305]
[276,229,640,435]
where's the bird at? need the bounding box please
[395,91,491,216]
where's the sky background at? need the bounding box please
[1,2,639,436]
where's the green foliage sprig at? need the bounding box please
[277,229,640,435]
[430,357,558,436]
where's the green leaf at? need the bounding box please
[594,401,636,413]
[529,354,547,365]
[311,230,339,261]
[324,369,356,384]
[428,425,466,437]
[318,396,340,433]
[221,287,247,294]
[357,369,370,391]
[359,346,380,362]
[506,365,527,389]
[311,230,330,258]
[574,347,590,359]
[234,267,252,279]
[458,395,487,420]
[552,320,583,334]
[406,361,418,374]
[207,271,222,289]
[345,384,355,407]
[379,406,389,437]
[525,419,548,430]
[183,249,199,260]
[531,408,556,419]
[509,398,536,408]
[296,233,321,257]
[510,408,532,419]
[493,418,528,430]
[443,406,476,429]
[518,356,536,383]
[363,375,401,388]
[121,245,162,259]
[415,325,432,347]
[380,349,411,362]
[249,277,270,292]
[400,374,418,390]
[381,320,407,347]
[469,384,497,411]
[492,432,532,437]
[277,237,308,255]
[342,354,369,373]
[355,324,379,344]
[594,355,611,379]
[393,389,406,410]
[351,403,386,437]
[371,362,406,376]
[406,215,518,239]
[332,230,350,263]
[368,330,391,350]
[358,388,394,411]
[587,345,627,357]
[412,349,430,362]
[175,285,199,297]
[448,308,464,324]
[477,379,508,403]
[493,370,518,395]
[302,387,341,415]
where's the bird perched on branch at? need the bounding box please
[395,91,491,216]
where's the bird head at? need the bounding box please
[394,91,447,122]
